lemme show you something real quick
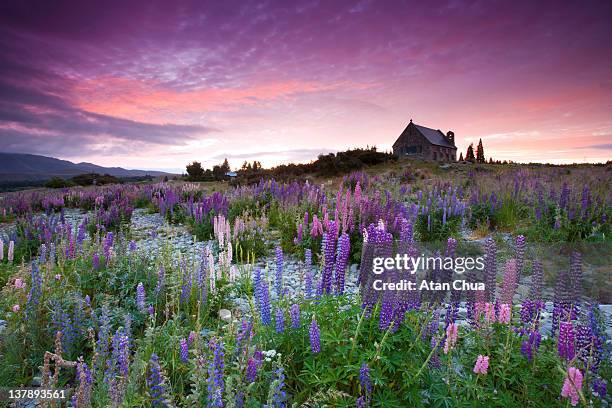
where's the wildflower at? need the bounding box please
[92,253,100,270]
[267,363,287,408]
[275,307,285,333]
[500,259,518,305]
[309,316,321,354]
[592,377,607,399]
[0,239,3,260]
[12,304,20,313]
[304,271,313,300]
[520,330,541,361]
[246,356,259,383]
[560,367,583,406]
[147,354,171,407]
[259,280,271,326]
[129,240,137,251]
[321,223,337,294]
[14,278,25,289]
[8,240,14,262]
[55,274,62,280]
[253,267,262,308]
[484,238,497,302]
[498,304,511,324]
[148,306,155,316]
[290,304,300,329]
[334,233,350,294]
[206,339,225,408]
[558,321,575,360]
[26,262,42,317]
[136,283,146,312]
[443,323,458,354]
[473,355,489,375]
[356,396,366,408]
[180,338,189,363]
[359,363,372,395]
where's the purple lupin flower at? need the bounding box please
[206,339,225,408]
[379,292,394,331]
[290,304,300,329]
[275,307,285,333]
[26,262,42,318]
[581,184,591,219]
[180,338,189,363]
[520,329,541,361]
[558,321,575,360]
[356,396,366,408]
[260,280,271,326]
[359,363,372,395]
[92,252,100,270]
[234,320,252,357]
[484,238,497,302]
[95,304,111,370]
[269,364,287,407]
[147,354,170,407]
[321,222,337,294]
[575,324,593,367]
[592,378,607,399]
[529,260,543,302]
[275,246,284,298]
[245,357,258,383]
[305,271,313,300]
[309,316,321,354]
[304,248,312,271]
[334,233,350,294]
[136,282,146,312]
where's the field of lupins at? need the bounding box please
[0,163,610,407]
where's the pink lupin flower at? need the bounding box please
[444,323,459,354]
[473,355,489,375]
[484,302,496,324]
[561,367,583,406]
[498,304,511,324]
[12,304,20,313]
[0,239,4,261]
[14,278,25,289]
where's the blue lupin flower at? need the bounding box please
[136,282,146,312]
[260,280,271,326]
[290,304,300,329]
[180,338,189,363]
[309,316,321,354]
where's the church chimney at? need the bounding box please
[446,131,455,146]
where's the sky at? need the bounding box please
[0,0,611,172]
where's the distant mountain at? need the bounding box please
[0,152,172,182]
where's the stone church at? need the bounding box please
[392,120,457,162]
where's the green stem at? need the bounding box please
[413,336,441,382]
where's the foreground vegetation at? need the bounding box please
[0,161,610,407]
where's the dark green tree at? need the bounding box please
[476,138,485,163]
[466,143,476,163]
[221,158,231,174]
[186,161,204,179]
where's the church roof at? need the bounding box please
[412,123,456,148]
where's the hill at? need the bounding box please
[0,152,171,182]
